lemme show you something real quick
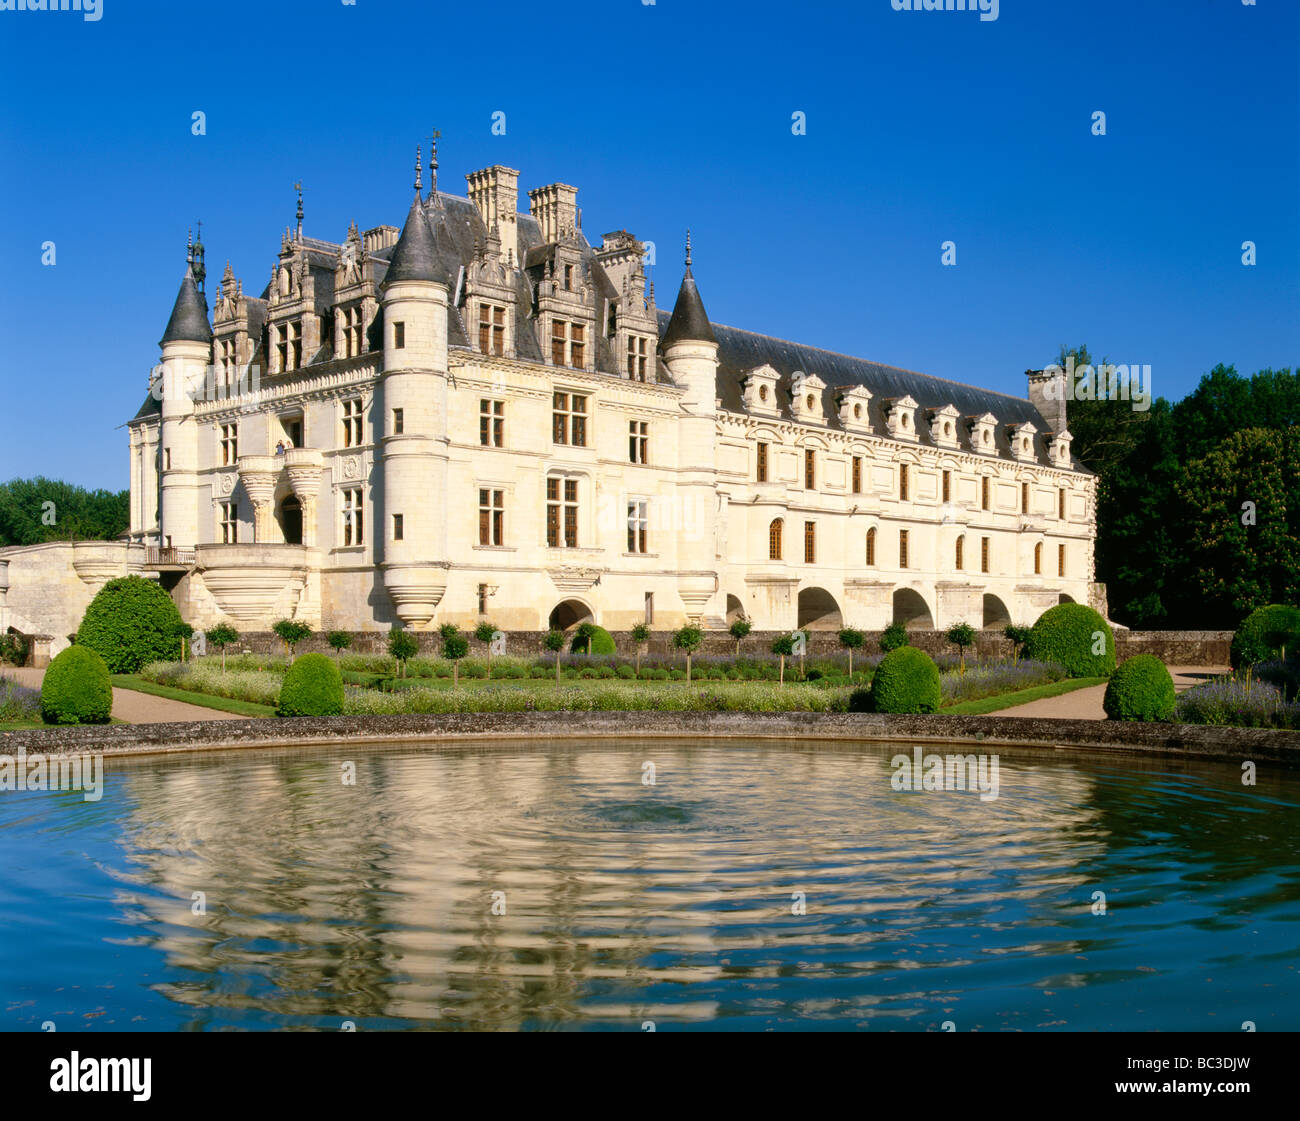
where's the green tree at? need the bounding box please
[770,634,795,686]
[673,625,703,683]
[946,621,976,674]
[837,627,865,678]
[630,622,650,678]
[729,618,752,657]
[0,476,129,546]
[205,623,239,673]
[544,629,566,685]
[171,621,195,662]
[441,632,468,685]
[388,626,419,678]
[327,630,352,659]
[474,621,498,676]
[272,619,313,657]
[880,622,909,653]
[1003,624,1030,665]
[438,622,459,643]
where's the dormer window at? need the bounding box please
[478,303,506,356]
[930,404,961,449]
[626,335,650,381]
[563,264,574,291]
[1009,421,1038,462]
[837,385,873,432]
[968,412,998,455]
[340,306,365,358]
[790,373,827,425]
[884,395,920,442]
[277,319,303,372]
[742,364,781,415]
[550,319,586,368]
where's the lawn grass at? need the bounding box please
[111,675,277,718]
[0,719,44,731]
[941,677,1108,716]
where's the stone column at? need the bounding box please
[237,455,281,543]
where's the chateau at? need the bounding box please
[1,143,1100,651]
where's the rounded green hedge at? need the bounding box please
[1103,654,1175,722]
[77,575,184,673]
[1230,604,1300,671]
[1024,603,1116,678]
[41,645,112,725]
[277,653,344,717]
[868,646,942,713]
[571,624,616,656]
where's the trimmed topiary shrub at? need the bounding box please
[1024,603,1116,678]
[880,622,909,654]
[77,575,184,673]
[41,645,112,725]
[276,653,344,717]
[868,646,942,714]
[1230,605,1300,671]
[571,623,616,656]
[1103,655,1176,722]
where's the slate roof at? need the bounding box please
[382,193,449,287]
[661,266,716,348]
[159,265,211,347]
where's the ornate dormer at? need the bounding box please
[929,404,961,449]
[741,364,781,416]
[333,221,380,361]
[465,230,517,361]
[1047,428,1073,467]
[884,395,920,442]
[1009,420,1038,462]
[790,372,827,425]
[596,230,659,382]
[212,262,264,396]
[837,385,873,432]
[526,183,594,373]
[968,411,998,455]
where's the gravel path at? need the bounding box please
[3,667,243,724]
[997,666,1225,721]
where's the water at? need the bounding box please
[1,740,1297,1031]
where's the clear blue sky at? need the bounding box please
[1,0,1296,489]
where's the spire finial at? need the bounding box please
[428,128,440,194]
[186,227,193,264]
[685,228,693,271]
[414,144,423,193]
[294,181,304,240]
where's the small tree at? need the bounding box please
[272,619,313,657]
[880,622,909,653]
[771,634,795,686]
[1003,624,1030,665]
[729,618,752,657]
[796,629,810,679]
[388,626,419,678]
[630,622,650,678]
[544,629,566,685]
[474,622,498,677]
[438,622,459,643]
[442,632,469,685]
[673,625,704,683]
[205,623,239,673]
[171,621,194,662]
[946,621,977,675]
[327,630,353,659]
[573,621,597,655]
[837,627,865,679]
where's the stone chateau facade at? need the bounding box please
[1,143,1100,650]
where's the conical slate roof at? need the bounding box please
[661,262,716,348]
[383,192,449,287]
[159,264,211,346]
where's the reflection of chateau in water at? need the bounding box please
[108,743,1115,1029]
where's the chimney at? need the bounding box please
[465,165,520,268]
[528,183,579,244]
[1026,367,1068,434]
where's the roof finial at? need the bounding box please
[294,181,304,240]
[186,227,193,265]
[428,128,440,195]
[685,228,693,272]
[414,144,423,193]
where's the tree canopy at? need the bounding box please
[0,477,129,546]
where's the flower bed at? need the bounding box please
[1174,678,1300,729]
[939,660,1066,705]
[0,675,42,723]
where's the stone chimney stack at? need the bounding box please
[466,165,520,267]
[528,182,579,244]
[1027,367,1068,434]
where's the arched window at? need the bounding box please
[769,518,784,561]
[866,526,876,566]
[1034,542,1042,575]
[955,535,964,571]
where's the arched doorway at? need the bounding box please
[982,593,1011,629]
[548,599,593,631]
[892,587,934,630]
[278,496,303,545]
[1058,593,1075,605]
[725,594,747,624]
[798,587,842,630]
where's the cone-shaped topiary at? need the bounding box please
[1103,654,1175,722]
[1230,605,1300,671]
[869,646,942,713]
[77,575,184,673]
[1024,603,1116,678]
[276,652,344,717]
[41,645,113,725]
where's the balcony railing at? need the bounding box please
[145,546,196,569]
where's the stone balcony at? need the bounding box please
[194,543,313,624]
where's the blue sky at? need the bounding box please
[1,0,1296,488]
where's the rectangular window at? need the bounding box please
[942,470,951,503]
[342,398,364,448]
[900,464,909,501]
[550,319,586,367]
[804,520,816,564]
[478,303,506,356]
[480,399,504,447]
[564,263,574,291]
[851,456,862,494]
[626,335,649,381]
[342,487,364,547]
[392,513,404,541]
[644,592,654,625]
[1022,481,1030,514]
[392,408,404,436]
[1059,487,1067,520]
[981,476,990,511]
[981,536,990,573]
[804,449,815,490]
[627,500,648,554]
[478,488,504,546]
[552,392,587,447]
[342,306,364,358]
[1058,543,1066,577]
[899,529,909,569]
[219,423,238,466]
[164,448,171,471]
[219,501,238,545]
[629,420,648,464]
[757,442,769,483]
[546,477,578,548]
[393,321,405,349]
[956,535,964,571]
